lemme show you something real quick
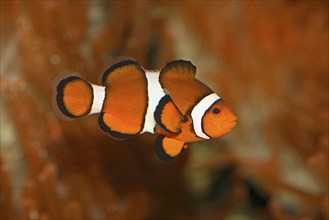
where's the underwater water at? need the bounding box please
[1,1,328,220]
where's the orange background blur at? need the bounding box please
[1,1,328,220]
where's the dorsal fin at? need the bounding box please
[159,60,196,80]
[101,58,145,86]
[159,60,213,115]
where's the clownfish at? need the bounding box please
[56,58,237,162]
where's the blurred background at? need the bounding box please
[0,1,328,220]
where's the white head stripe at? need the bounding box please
[90,84,105,114]
[191,93,221,139]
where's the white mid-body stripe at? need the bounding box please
[142,70,166,133]
[90,84,106,114]
[191,93,221,139]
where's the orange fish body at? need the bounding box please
[56,59,237,162]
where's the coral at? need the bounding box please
[1,1,328,219]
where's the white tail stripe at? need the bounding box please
[90,84,105,114]
[191,93,221,139]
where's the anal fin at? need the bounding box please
[155,135,185,162]
[98,112,138,140]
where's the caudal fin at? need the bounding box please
[56,76,99,118]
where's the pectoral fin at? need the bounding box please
[154,95,182,135]
[155,135,186,162]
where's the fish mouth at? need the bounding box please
[229,119,237,125]
[224,120,237,130]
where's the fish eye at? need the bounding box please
[212,108,220,114]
